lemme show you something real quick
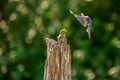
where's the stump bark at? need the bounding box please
[44,29,71,80]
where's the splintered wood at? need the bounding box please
[44,29,71,80]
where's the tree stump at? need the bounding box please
[44,29,71,80]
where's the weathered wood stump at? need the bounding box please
[44,29,71,80]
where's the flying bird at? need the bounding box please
[69,10,92,39]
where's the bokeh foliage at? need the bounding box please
[0,0,120,80]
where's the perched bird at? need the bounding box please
[57,29,67,43]
[69,10,92,39]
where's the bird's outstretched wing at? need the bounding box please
[70,10,88,27]
[69,9,92,39]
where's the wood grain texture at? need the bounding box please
[44,29,71,80]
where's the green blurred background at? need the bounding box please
[0,0,120,80]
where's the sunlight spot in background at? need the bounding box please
[41,1,49,10]
[51,4,59,14]
[36,1,49,14]
[28,28,36,39]
[1,65,7,74]
[0,20,7,30]
[36,5,43,14]
[46,11,54,19]
[8,0,19,2]
[111,13,119,21]
[84,69,95,80]
[6,33,13,41]
[27,0,34,4]
[6,33,16,48]
[72,68,77,77]
[9,50,16,61]
[48,26,56,35]
[3,26,9,33]
[108,66,120,77]
[25,28,36,44]
[17,64,25,72]
[34,16,42,27]
[104,23,115,31]
[25,38,32,44]
[48,20,61,35]
[69,0,79,11]
[86,0,93,2]
[38,26,44,34]
[0,20,9,33]
[0,48,3,56]
[73,49,85,60]
[112,38,120,48]
[16,4,29,15]
[63,19,71,27]
[11,70,28,79]
[9,13,17,21]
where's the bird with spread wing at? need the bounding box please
[70,10,92,39]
